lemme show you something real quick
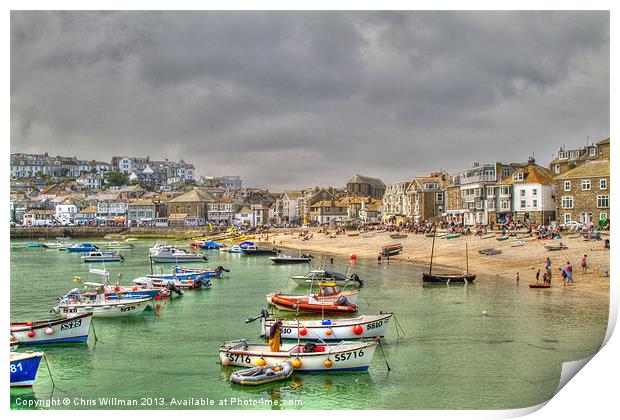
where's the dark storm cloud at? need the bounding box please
[11,11,609,189]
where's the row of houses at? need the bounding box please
[383,137,610,227]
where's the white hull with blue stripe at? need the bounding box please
[11,313,92,345]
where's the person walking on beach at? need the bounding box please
[545,257,552,274]
[536,269,541,283]
[581,255,588,274]
[515,272,520,286]
[559,268,568,286]
[566,261,573,284]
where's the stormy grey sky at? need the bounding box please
[11,11,609,190]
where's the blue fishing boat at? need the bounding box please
[10,352,44,387]
[198,241,225,250]
[26,243,44,248]
[66,243,98,253]
[228,241,254,253]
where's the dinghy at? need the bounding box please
[480,233,496,239]
[380,244,403,257]
[545,243,568,251]
[26,243,44,248]
[220,340,377,372]
[443,233,461,239]
[528,283,551,289]
[269,295,358,314]
[11,313,92,344]
[256,313,393,341]
[104,242,134,250]
[10,352,44,387]
[389,233,408,239]
[511,241,526,247]
[496,236,510,241]
[242,245,279,256]
[230,362,293,386]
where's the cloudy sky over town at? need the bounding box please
[11,11,609,189]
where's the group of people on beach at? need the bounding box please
[523,255,588,286]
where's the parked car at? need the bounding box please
[559,221,585,230]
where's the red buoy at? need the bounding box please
[300,328,308,336]
[349,253,357,260]
[155,294,161,301]
[27,331,36,338]
[353,325,364,335]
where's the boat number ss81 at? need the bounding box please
[60,319,82,331]
[334,350,364,362]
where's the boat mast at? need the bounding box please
[465,242,469,275]
[429,228,436,275]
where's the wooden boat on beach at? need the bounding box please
[545,243,568,251]
[219,340,377,372]
[443,233,461,239]
[389,233,408,239]
[11,313,92,345]
[529,283,551,289]
[380,243,403,257]
[496,236,510,241]
[511,241,526,247]
[423,233,476,284]
[480,233,495,239]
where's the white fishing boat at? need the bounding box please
[219,340,377,372]
[11,313,92,344]
[81,251,124,262]
[260,313,393,341]
[42,241,71,249]
[52,295,150,318]
[148,242,167,256]
[150,246,206,263]
[104,241,134,250]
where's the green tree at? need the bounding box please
[103,171,129,187]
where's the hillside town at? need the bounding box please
[10,137,609,231]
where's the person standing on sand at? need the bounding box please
[536,269,541,283]
[581,255,588,274]
[516,272,520,286]
[566,261,573,284]
[559,268,568,286]
[546,257,551,274]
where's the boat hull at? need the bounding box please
[266,314,392,341]
[270,258,311,264]
[219,341,376,372]
[11,313,92,345]
[230,362,293,386]
[242,249,278,255]
[269,295,357,314]
[10,352,43,387]
[151,256,206,263]
[55,298,150,318]
[422,273,477,284]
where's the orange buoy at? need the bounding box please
[324,359,333,368]
[256,358,267,367]
[326,329,333,336]
[221,356,232,366]
[292,359,302,369]
[155,294,161,301]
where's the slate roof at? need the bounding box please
[554,160,609,180]
[347,174,386,189]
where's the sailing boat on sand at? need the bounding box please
[422,230,476,284]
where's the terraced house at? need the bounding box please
[404,173,448,222]
[548,137,610,176]
[554,159,610,227]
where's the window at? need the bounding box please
[597,195,609,208]
[590,147,597,156]
[436,193,444,202]
[559,151,568,159]
[532,199,538,208]
[564,181,571,191]
[501,186,510,196]
[582,180,591,190]
[520,200,526,209]
[520,190,526,197]
[600,212,608,221]
[600,179,607,190]
[532,189,538,196]
[486,187,494,196]
[502,168,510,178]
[513,172,524,181]
[554,164,560,174]
[564,213,571,223]
[561,196,573,209]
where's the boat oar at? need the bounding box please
[375,337,391,371]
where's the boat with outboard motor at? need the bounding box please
[247,310,392,341]
[11,313,92,345]
[104,241,134,250]
[228,241,254,253]
[267,282,359,305]
[289,269,363,288]
[219,340,377,372]
[242,244,279,255]
[66,243,99,253]
[150,246,207,263]
[71,269,161,300]
[268,293,358,314]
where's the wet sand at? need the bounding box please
[264,229,610,299]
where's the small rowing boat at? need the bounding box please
[480,233,495,239]
[496,236,510,241]
[220,340,377,372]
[268,282,359,305]
[479,248,502,255]
[511,241,526,247]
[150,246,206,263]
[529,283,551,289]
[269,294,358,314]
[11,313,92,344]
[389,234,408,239]
[443,233,461,239]
[10,352,44,387]
[289,270,364,288]
[545,243,568,251]
[104,241,134,250]
[230,362,293,386]
[270,253,313,264]
[380,244,403,257]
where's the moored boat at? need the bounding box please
[268,282,359,305]
[289,270,364,288]
[104,241,134,250]
[242,245,279,255]
[230,362,293,386]
[389,234,408,239]
[66,243,99,253]
[52,294,151,318]
[10,352,44,387]
[261,314,393,341]
[26,243,44,248]
[269,253,313,264]
[81,251,124,262]
[198,241,225,249]
[150,246,207,263]
[380,244,402,257]
[423,234,476,284]
[269,294,358,314]
[220,340,377,372]
[11,313,92,345]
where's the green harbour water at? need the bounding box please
[10,239,608,410]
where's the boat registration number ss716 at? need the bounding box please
[224,353,251,364]
[60,319,82,331]
[334,349,365,362]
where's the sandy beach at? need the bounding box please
[264,229,610,299]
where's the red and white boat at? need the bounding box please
[266,282,359,305]
[262,314,392,341]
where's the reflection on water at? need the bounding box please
[10,240,608,410]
